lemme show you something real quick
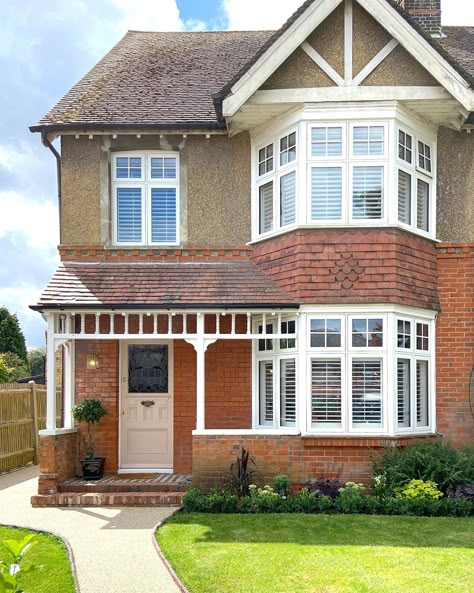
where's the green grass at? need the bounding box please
[0,525,75,592]
[157,513,474,593]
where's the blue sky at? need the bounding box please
[1,0,472,347]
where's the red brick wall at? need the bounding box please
[192,435,437,491]
[174,340,196,474]
[75,340,119,472]
[38,432,77,494]
[436,243,474,447]
[251,228,439,310]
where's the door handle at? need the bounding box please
[140,400,155,407]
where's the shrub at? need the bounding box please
[249,485,283,513]
[304,479,342,499]
[182,487,211,512]
[226,447,257,497]
[449,482,474,501]
[336,482,367,514]
[371,441,472,494]
[317,495,334,514]
[395,479,443,501]
[285,488,319,513]
[72,398,108,458]
[272,475,291,497]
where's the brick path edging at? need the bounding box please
[153,510,191,593]
[0,522,81,593]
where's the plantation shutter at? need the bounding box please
[280,358,296,427]
[351,359,383,427]
[397,359,411,428]
[416,179,430,232]
[311,359,342,428]
[280,171,296,227]
[151,188,177,243]
[116,187,142,242]
[416,360,429,427]
[398,170,411,225]
[259,182,273,233]
[259,361,274,425]
[352,167,383,219]
[311,167,343,220]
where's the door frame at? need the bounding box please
[118,339,174,473]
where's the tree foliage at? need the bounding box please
[0,308,28,362]
[0,353,30,382]
[27,347,46,376]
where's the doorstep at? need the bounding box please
[31,491,185,507]
[58,473,192,493]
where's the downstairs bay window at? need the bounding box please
[253,308,435,436]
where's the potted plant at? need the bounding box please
[72,398,108,480]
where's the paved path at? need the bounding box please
[0,466,181,593]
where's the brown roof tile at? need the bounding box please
[32,261,297,309]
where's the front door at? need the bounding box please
[120,342,173,471]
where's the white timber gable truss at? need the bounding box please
[223,0,474,133]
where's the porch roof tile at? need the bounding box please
[32,261,297,309]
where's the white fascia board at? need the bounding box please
[222,0,344,117]
[298,304,438,318]
[249,86,450,104]
[357,0,474,111]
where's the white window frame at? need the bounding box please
[417,139,433,176]
[112,151,180,246]
[309,354,347,433]
[349,162,387,224]
[349,122,388,160]
[308,123,346,161]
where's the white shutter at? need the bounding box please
[311,359,342,428]
[397,359,411,428]
[280,358,296,427]
[259,360,274,425]
[311,167,342,220]
[352,167,383,219]
[416,179,430,232]
[351,359,383,427]
[116,187,142,242]
[151,188,177,243]
[416,360,429,427]
[280,171,296,227]
[259,182,273,233]
[398,170,411,225]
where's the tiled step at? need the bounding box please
[31,491,185,507]
[58,474,192,494]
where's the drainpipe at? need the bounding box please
[40,130,62,243]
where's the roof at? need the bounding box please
[31,1,474,133]
[32,262,297,310]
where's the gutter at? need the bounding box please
[40,131,62,243]
[29,302,300,312]
[30,121,227,134]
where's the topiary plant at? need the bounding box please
[72,398,107,459]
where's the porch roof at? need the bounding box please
[31,261,297,311]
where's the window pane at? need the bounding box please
[280,359,296,427]
[259,182,273,233]
[398,170,412,225]
[352,359,383,428]
[416,323,429,351]
[128,345,168,393]
[280,171,296,227]
[416,360,429,427]
[311,127,342,157]
[353,126,384,156]
[352,167,383,219]
[398,131,413,164]
[116,156,142,179]
[151,157,177,179]
[416,179,429,232]
[418,141,432,173]
[311,359,342,428]
[397,358,411,428]
[280,320,296,350]
[311,167,342,220]
[117,187,142,242]
[151,188,177,243]
[280,132,296,166]
[259,361,274,426]
[311,318,341,348]
[258,144,273,175]
[352,318,383,348]
[258,323,273,352]
[397,320,411,349]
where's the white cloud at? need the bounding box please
[223,0,305,30]
[442,1,474,26]
[111,0,183,31]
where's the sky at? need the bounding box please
[1,0,473,348]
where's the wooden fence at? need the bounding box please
[0,383,62,473]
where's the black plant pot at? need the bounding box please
[80,457,106,480]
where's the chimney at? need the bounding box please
[402,1,442,37]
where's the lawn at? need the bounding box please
[157,513,474,593]
[0,525,75,593]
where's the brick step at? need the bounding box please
[31,491,185,507]
[58,482,190,493]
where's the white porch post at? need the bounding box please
[62,341,74,429]
[46,313,57,431]
[195,313,206,431]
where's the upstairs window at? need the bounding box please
[112,152,179,245]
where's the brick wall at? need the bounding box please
[251,228,439,310]
[38,432,77,494]
[192,435,436,491]
[436,243,474,447]
[173,340,196,474]
[404,0,441,36]
[75,340,119,472]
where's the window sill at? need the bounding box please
[301,433,437,446]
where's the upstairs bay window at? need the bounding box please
[252,108,436,240]
[112,151,179,246]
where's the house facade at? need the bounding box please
[31,0,474,496]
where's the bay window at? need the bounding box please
[252,106,436,240]
[253,308,435,436]
[112,151,179,245]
